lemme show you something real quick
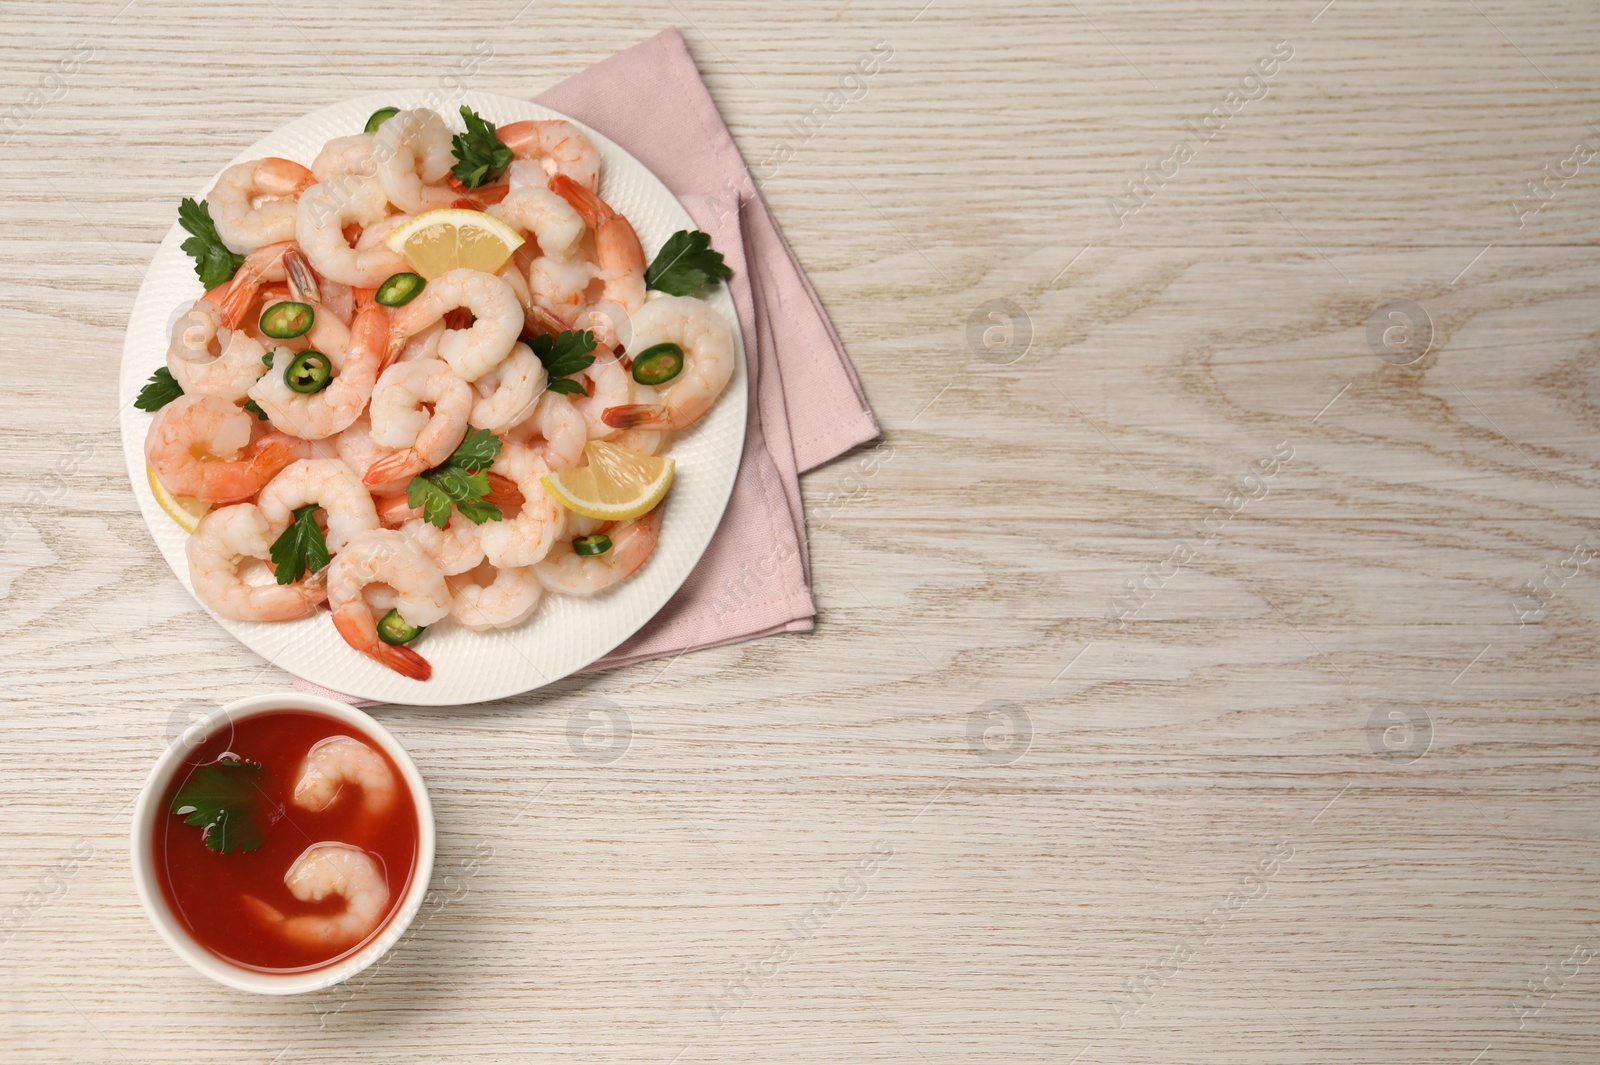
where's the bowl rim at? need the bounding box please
[129,692,436,995]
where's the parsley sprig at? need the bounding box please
[530,329,597,397]
[268,504,330,586]
[408,427,505,529]
[135,367,184,412]
[171,757,266,854]
[178,197,246,289]
[450,106,513,189]
[645,230,733,296]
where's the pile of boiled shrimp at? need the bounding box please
[144,107,733,681]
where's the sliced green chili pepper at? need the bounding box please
[377,608,424,645]
[260,301,314,339]
[631,342,684,385]
[284,350,332,394]
[364,107,400,134]
[375,272,426,307]
[573,533,612,556]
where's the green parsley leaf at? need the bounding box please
[268,503,330,585]
[261,350,274,369]
[407,467,503,529]
[405,425,506,528]
[407,475,456,529]
[171,757,266,854]
[529,329,597,391]
[545,377,588,396]
[455,497,504,525]
[242,398,269,421]
[444,426,503,472]
[450,106,513,189]
[134,367,184,412]
[645,229,733,296]
[432,465,490,502]
[178,197,246,289]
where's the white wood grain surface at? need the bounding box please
[3,1,1600,1062]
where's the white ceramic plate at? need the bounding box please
[118,90,746,706]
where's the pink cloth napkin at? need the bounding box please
[294,28,878,704]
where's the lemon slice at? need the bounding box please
[542,441,675,521]
[383,208,525,280]
[147,463,210,534]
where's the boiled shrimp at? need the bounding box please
[549,174,647,343]
[248,305,388,440]
[477,443,565,568]
[293,735,396,815]
[489,185,584,262]
[505,389,586,470]
[497,119,600,190]
[570,353,635,441]
[469,342,545,431]
[145,394,302,503]
[387,268,522,382]
[296,177,409,287]
[255,459,380,554]
[312,133,377,183]
[534,507,662,596]
[372,108,457,214]
[328,529,452,680]
[363,358,472,485]
[528,253,596,330]
[166,299,268,403]
[336,415,407,494]
[186,503,327,621]
[501,260,554,348]
[209,158,315,255]
[401,514,485,576]
[319,277,356,326]
[395,318,445,364]
[448,560,543,631]
[246,842,390,949]
[353,212,412,266]
[602,295,734,432]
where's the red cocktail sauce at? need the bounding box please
[153,710,419,972]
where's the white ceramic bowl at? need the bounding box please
[129,693,435,994]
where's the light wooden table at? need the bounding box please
[3,1,1599,1061]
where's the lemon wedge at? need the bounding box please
[383,208,525,280]
[542,441,675,521]
[147,463,210,534]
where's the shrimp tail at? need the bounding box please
[300,567,330,603]
[548,174,608,225]
[266,157,317,196]
[372,641,432,681]
[217,274,261,332]
[332,604,433,681]
[218,242,293,330]
[601,403,671,431]
[549,175,644,291]
[362,448,429,487]
[483,471,525,512]
[374,492,421,525]
[448,175,511,210]
[526,304,570,338]
[250,432,305,473]
[283,245,321,305]
[199,432,302,504]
